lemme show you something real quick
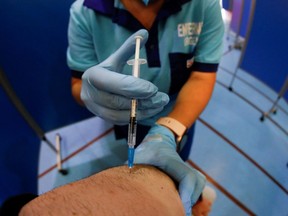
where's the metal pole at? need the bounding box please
[0,67,56,152]
[260,76,288,121]
[229,0,257,90]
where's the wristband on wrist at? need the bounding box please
[156,117,187,151]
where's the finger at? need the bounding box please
[190,171,206,204]
[139,92,169,109]
[83,67,158,98]
[178,168,206,215]
[178,175,195,216]
[82,100,166,125]
[159,161,204,214]
[100,29,149,70]
[85,89,169,110]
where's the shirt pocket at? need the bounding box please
[168,53,194,95]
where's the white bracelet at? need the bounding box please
[156,117,187,146]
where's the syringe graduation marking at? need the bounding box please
[127,35,147,168]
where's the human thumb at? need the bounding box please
[99,29,149,72]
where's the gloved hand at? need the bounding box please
[134,124,206,216]
[81,29,169,125]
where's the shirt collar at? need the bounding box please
[83,0,192,30]
[83,0,114,16]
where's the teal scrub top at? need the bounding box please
[67,0,224,124]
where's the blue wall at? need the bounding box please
[227,0,253,40]
[0,88,40,203]
[241,0,288,98]
[0,0,92,204]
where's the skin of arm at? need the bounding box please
[71,70,216,128]
[19,165,185,216]
[168,71,216,128]
[71,77,84,106]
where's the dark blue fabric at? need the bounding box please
[179,124,195,161]
[71,70,84,79]
[191,62,219,72]
[169,53,195,95]
[145,25,161,67]
[83,0,114,15]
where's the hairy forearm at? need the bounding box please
[20,165,185,216]
[168,71,216,128]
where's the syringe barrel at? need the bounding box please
[128,115,137,148]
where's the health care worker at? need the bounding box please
[67,0,224,215]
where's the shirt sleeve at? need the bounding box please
[66,0,99,74]
[193,0,224,66]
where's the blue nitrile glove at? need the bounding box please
[134,124,206,216]
[81,29,169,125]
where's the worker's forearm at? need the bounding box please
[168,72,216,128]
[71,72,216,127]
[71,77,84,105]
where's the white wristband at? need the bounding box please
[156,117,187,146]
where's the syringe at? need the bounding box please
[127,35,146,169]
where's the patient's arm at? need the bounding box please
[20,165,185,216]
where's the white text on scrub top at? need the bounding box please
[177,22,203,46]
